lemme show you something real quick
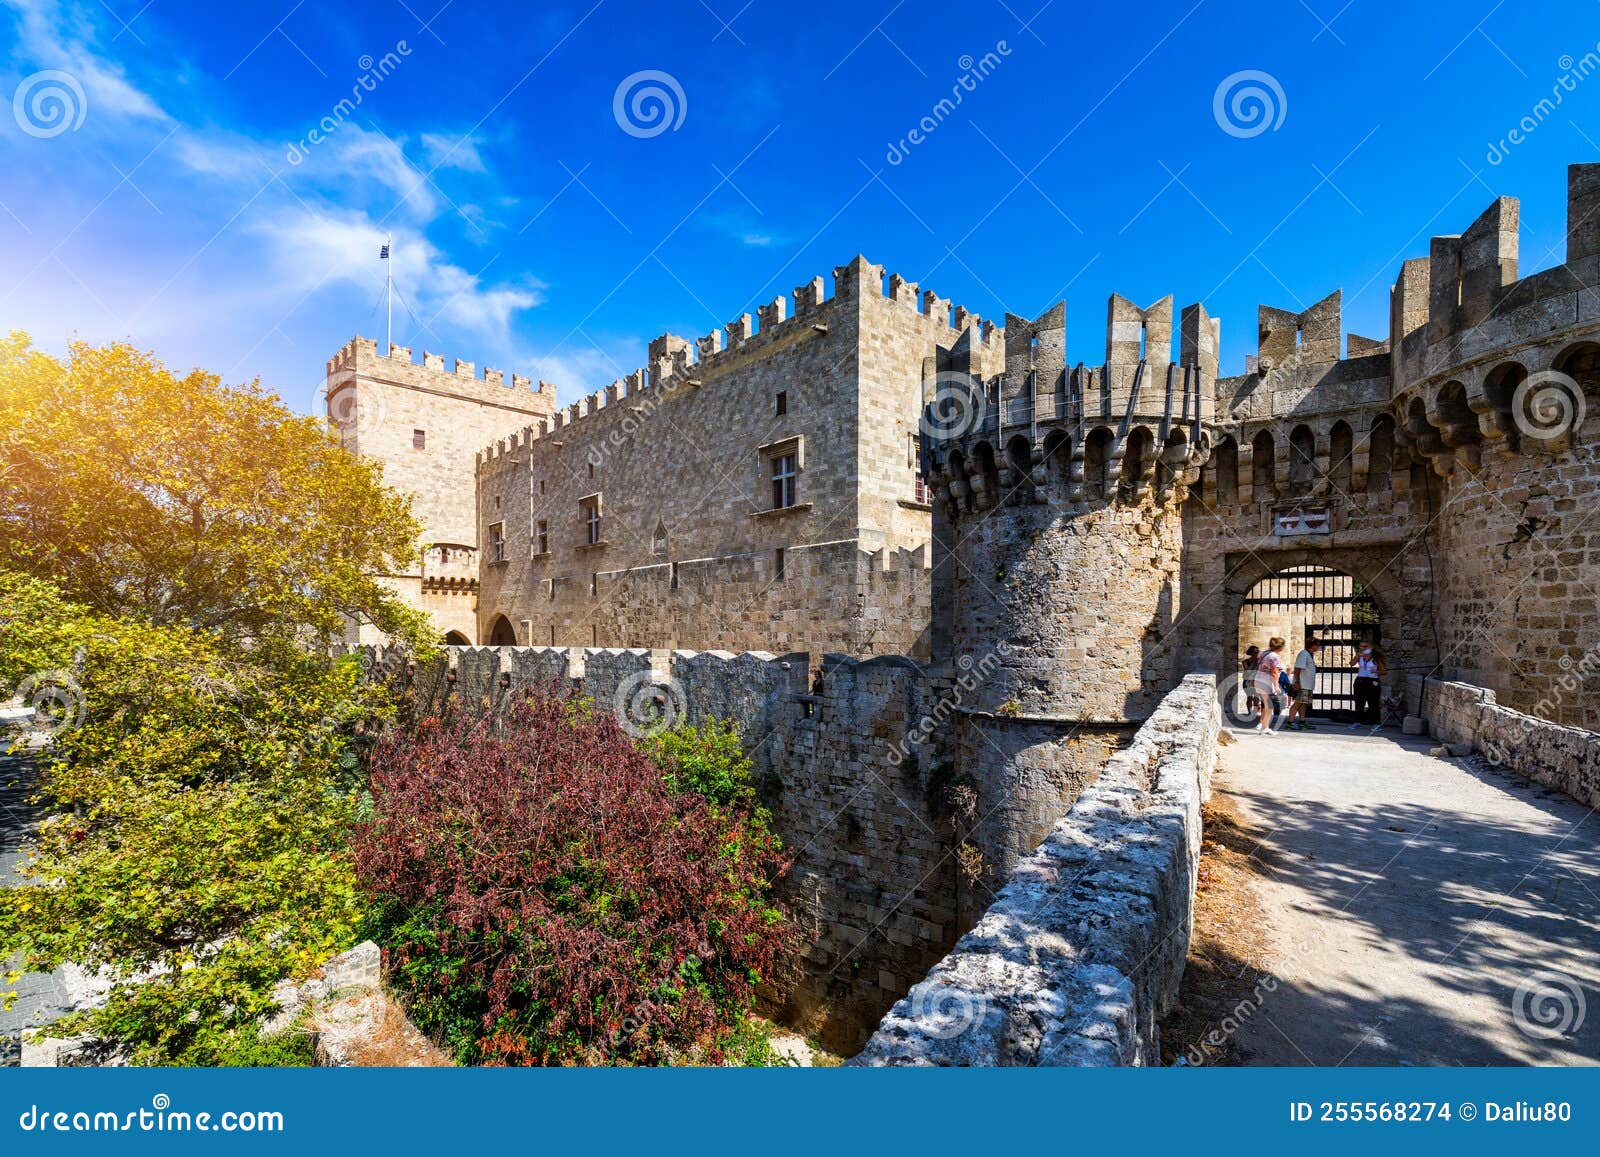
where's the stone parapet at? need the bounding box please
[850,674,1220,1066]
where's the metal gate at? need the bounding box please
[1241,566,1379,718]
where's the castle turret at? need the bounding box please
[926,295,1216,895]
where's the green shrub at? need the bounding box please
[355,693,793,1066]
[643,718,760,810]
[0,573,389,1064]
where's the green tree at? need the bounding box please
[0,574,380,1063]
[0,332,428,646]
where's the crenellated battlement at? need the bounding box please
[468,255,1002,469]
[326,335,557,414]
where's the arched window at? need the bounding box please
[1251,429,1276,499]
[1042,430,1071,489]
[1288,424,1316,492]
[1084,427,1113,499]
[443,630,471,646]
[1366,414,1394,494]
[946,449,968,511]
[1328,421,1353,495]
[487,615,517,646]
[1005,434,1033,476]
[1213,436,1239,505]
[1158,429,1187,492]
[1121,426,1154,492]
[972,441,1000,504]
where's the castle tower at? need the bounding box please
[926,296,1215,897]
[324,336,558,644]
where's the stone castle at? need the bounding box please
[328,163,1600,1055]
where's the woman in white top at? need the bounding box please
[1353,642,1386,726]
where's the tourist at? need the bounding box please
[1254,638,1287,734]
[1241,644,1261,717]
[1352,641,1387,727]
[1286,637,1321,731]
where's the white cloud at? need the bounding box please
[4,0,168,124]
[250,208,542,350]
[421,131,485,173]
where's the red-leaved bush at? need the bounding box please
[352,691,792,1065]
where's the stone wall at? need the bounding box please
[851,675,1220,1066]
[1423,677,1600,807]
[472,258,1004,659]
[387,643,1082,1053]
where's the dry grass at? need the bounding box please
[310,993,453,1067]
[1158,760,1277,1066]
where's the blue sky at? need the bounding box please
[1,0,1598,412]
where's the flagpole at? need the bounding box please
[385,234,393,355]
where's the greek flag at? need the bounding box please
[380,242,390,259]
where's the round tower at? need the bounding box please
[926,295,1217,900]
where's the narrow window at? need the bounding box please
[535,519,548,554]
[588,461,595,479]
[775,547,786,580]
[775,390,787,416]
[581,496,602,545]
[539,479,546,495]
[591,572,598,596]
[489,521,506,563]
[413,429,426,449]
[771,452,797,510]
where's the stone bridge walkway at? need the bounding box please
[1217,725,1599,1066]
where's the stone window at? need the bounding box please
[908,432,930,503]
[771,452,797,510]
[774,547,786,580]
[580,494,603,546]
[539,479,546,495]
[775,390,787,416]
[413,429,426,450]
[488,521,506,563]
[535,518,548,555]
[756,437,804,515]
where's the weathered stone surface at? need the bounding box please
[850,676,1220,1066]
